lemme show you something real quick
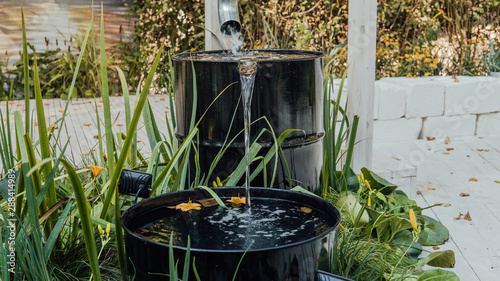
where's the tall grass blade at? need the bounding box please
[99,4,115,176]
[21,9,30,132]
[151,127,198,193]
[60,158,101,281]
[15,112,50,280]
[43,199,73,260]
[115,66,137,167]
[33,53,58,231]
[100,47,164,280]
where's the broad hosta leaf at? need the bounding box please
[391,230,423,260]
[418,269,459,281]
[418,215,449,246]
[418,250,455,268]
[361,167,398,195]
[336,194,369,225]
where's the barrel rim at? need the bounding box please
[171,49,325,63]
[122,186,340,254]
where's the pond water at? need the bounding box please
[0,0,134,64]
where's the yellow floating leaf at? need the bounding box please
[227,196,246,207]
[300,207,312,214]
[175,199,201,212]
[468,178,478,182]
[83,123,91,126]
[88,165,107,178]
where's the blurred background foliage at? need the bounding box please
[1,0,500,99]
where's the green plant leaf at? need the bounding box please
[361,167,398,195]
[391,230,423,260]
[336,194,369,225]
[195,186,228,209]
[290,186,321,198]
[418,250,456,268]
[418,269,459,281]
[418,215,449,246]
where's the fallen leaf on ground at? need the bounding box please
[58,109,64,113]
[427,187,436,190]
[477,149,484,151]
[433,246,440,250]
[444,203,451,207]
[464,211,472,221]
[116,124,123,127]
[83,123,91,126]
[416,190,422,195]
[82,152,89,156]
[93,135,99,139]
[159,97,165,101]
[197,198,219,207]
[446,148,454,151]
[173,199,201,212]
[426,136,436,141]
[33,122,38,126]
[442,152,450,155]
[459,193,470,197]
[454,213,463,220]
[99,99,103,103]
[300,207,312,213]
[434,202,443,206]
[445,136,451,144]
[495,181,500,184]
[485,149,490,152]
[469,178,478,182]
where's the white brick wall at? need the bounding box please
[335,75,499,140]
[373,118,422,142]
[421,115,477,138]
[376,81,406,120]
[477,112,500,137]
[442,76,500,115]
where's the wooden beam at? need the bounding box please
[347,0,377,172]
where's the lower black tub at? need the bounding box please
[121,187,341,281]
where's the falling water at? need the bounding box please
[223,25,243,54]
[239,59,257,207]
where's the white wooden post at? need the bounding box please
[205,0,224,50]
[346,0,377,172]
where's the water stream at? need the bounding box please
[238,59,257,207]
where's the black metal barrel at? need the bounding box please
[172,50,324,193]
[122,187,341,281]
